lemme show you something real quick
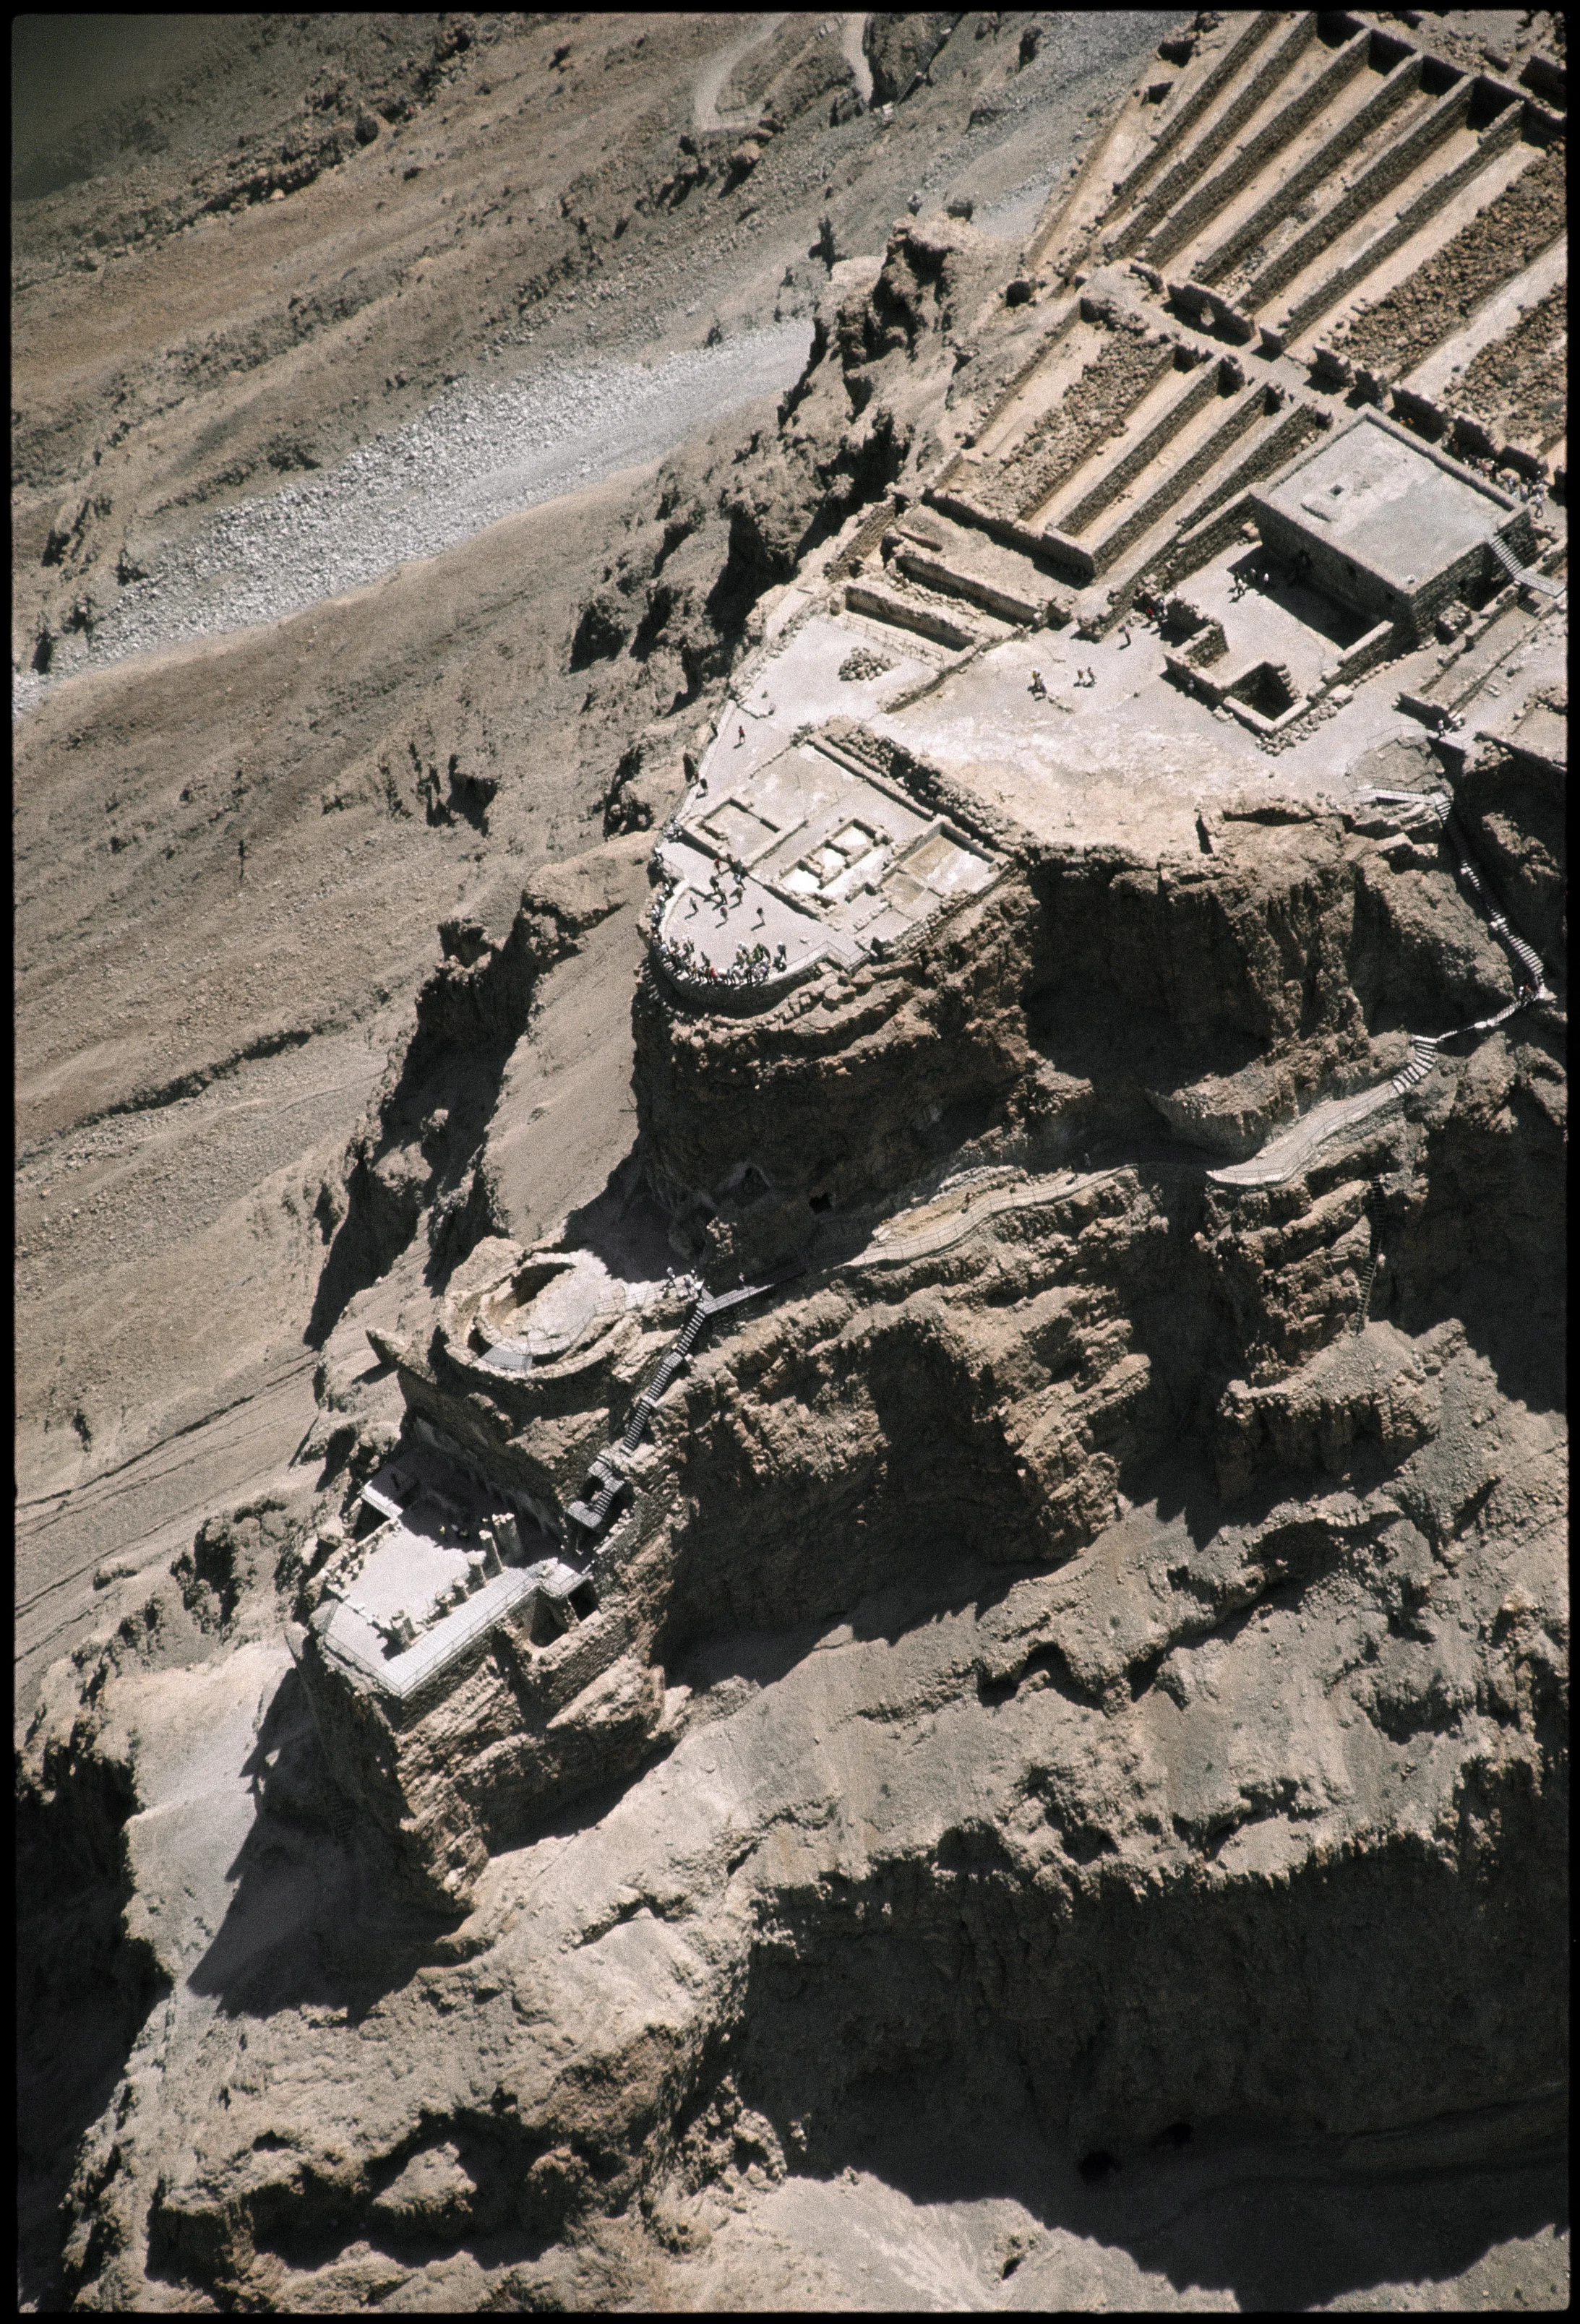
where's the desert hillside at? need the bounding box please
[14,11,1567,2313]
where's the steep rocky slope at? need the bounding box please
[15,9,1566,2313]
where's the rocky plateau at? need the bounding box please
[14,9,1567,2312]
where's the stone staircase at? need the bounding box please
[842,574,989,653]
[883,509,1070,629]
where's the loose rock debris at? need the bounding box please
[14,9,1567,2315]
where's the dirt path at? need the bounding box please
[692,12,790,132]
[694,15,872,133]
[840,14,874,108]
[14,1356,317,1690]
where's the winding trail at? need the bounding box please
[694,16,871,133]
[14,1356,318,1685]
[693,13,789,132]
[841,15,875,107]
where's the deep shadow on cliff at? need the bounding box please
[17,1748,172,2309]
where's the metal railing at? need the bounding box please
[564,1279,775,1544]
[1487,530,1564,601]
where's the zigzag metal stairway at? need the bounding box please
[1208,783,1555,1197]
[564,1279,775,1549]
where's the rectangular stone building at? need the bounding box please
[1250,410,1534,644]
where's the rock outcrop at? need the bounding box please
[16,7,1566,2310]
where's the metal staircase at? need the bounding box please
[1487,530,1564,603]
[564,1280,773,1547]
[1388,1034,1441,1094]
[1358,788,1553,1001]
[1352,1178,1387,1333]
[1447,828,1553,998]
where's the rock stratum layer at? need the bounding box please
[16,8,1567,2313]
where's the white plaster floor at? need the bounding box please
[670,545,1493,920]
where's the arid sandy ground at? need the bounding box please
[14,12,1566,2312]
[14,7,1169,1686]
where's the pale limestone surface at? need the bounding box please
[15,7,1566,2312]
[657,732,995,986]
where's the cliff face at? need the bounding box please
[265,718,1565,1924]
[633,789,1534,1251]
[26,734,1561,2302]
[15,7,1567,2311]
[43,1387,1566,2308]
[226,812,1564,1917]
[635,870,1042,1233]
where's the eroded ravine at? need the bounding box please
[14,9,1566,2313]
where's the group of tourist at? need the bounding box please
[1028,664,1098,697]
[707,858,747,915]
[656,930,791,991]
[1460,447,1548,504]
